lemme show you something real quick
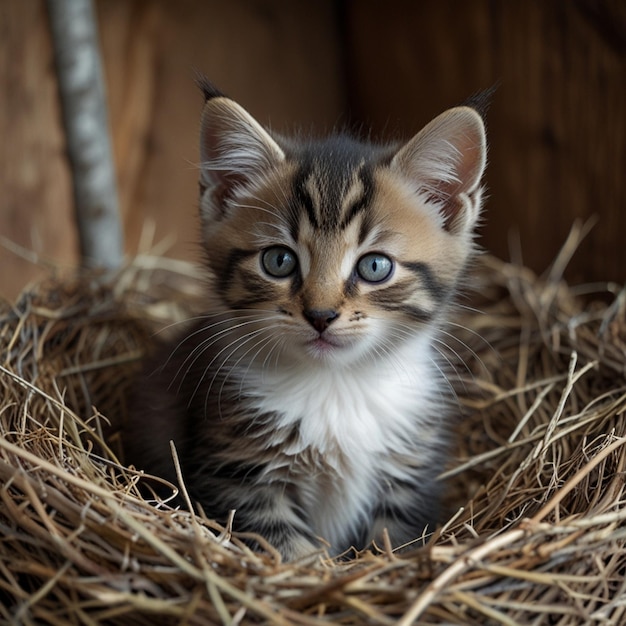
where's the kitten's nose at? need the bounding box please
[304,309,339,333]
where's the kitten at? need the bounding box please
[125,79,487,561]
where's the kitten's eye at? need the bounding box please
[356,253,394,283]
[261,246,298,278]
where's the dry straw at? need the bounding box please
[1,223,625,624]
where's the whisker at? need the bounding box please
[446,317,497,349]
[192,326,271,410]
[431,335,477,379]
[382,326,462,403]
[211,329,282,420]
[232,328,285,400]
[171,313,283,394]
[214,325,282,399]
[163,312,270,369]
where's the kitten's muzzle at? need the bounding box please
[303,309,340,334]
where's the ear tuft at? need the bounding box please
[195,73,226,102]
[391,106,487,233]
[458,84,498,123]
[199,96,285,223]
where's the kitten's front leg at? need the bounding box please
[369,474,441,552]
[228,483,320,561]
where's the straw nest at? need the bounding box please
[1,224,625,625]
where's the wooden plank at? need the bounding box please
[0,0,77,299]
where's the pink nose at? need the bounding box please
[303,309,339,333]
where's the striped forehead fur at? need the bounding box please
[284,135,392,234]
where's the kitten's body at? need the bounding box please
[126,81,487,560]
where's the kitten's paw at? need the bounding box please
[276,534,321,562]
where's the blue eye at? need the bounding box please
[357,253,393,283]
[261,246,298,278]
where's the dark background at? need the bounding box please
[1,0,624,299]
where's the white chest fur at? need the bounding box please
[243,335,446,550]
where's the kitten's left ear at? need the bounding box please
[391,106,486,233]
[199,93,285,221]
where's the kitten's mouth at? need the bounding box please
[305,335,342,355]
[311,336,337,348]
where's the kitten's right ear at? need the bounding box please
[199,93,285,221]
[391,106,487,234]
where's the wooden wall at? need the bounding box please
[1,1,78,298]
[343,0,626,287]
[1,0,624,300]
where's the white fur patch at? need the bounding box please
[241,332,445,551]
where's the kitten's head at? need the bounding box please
[197,82,487,368]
